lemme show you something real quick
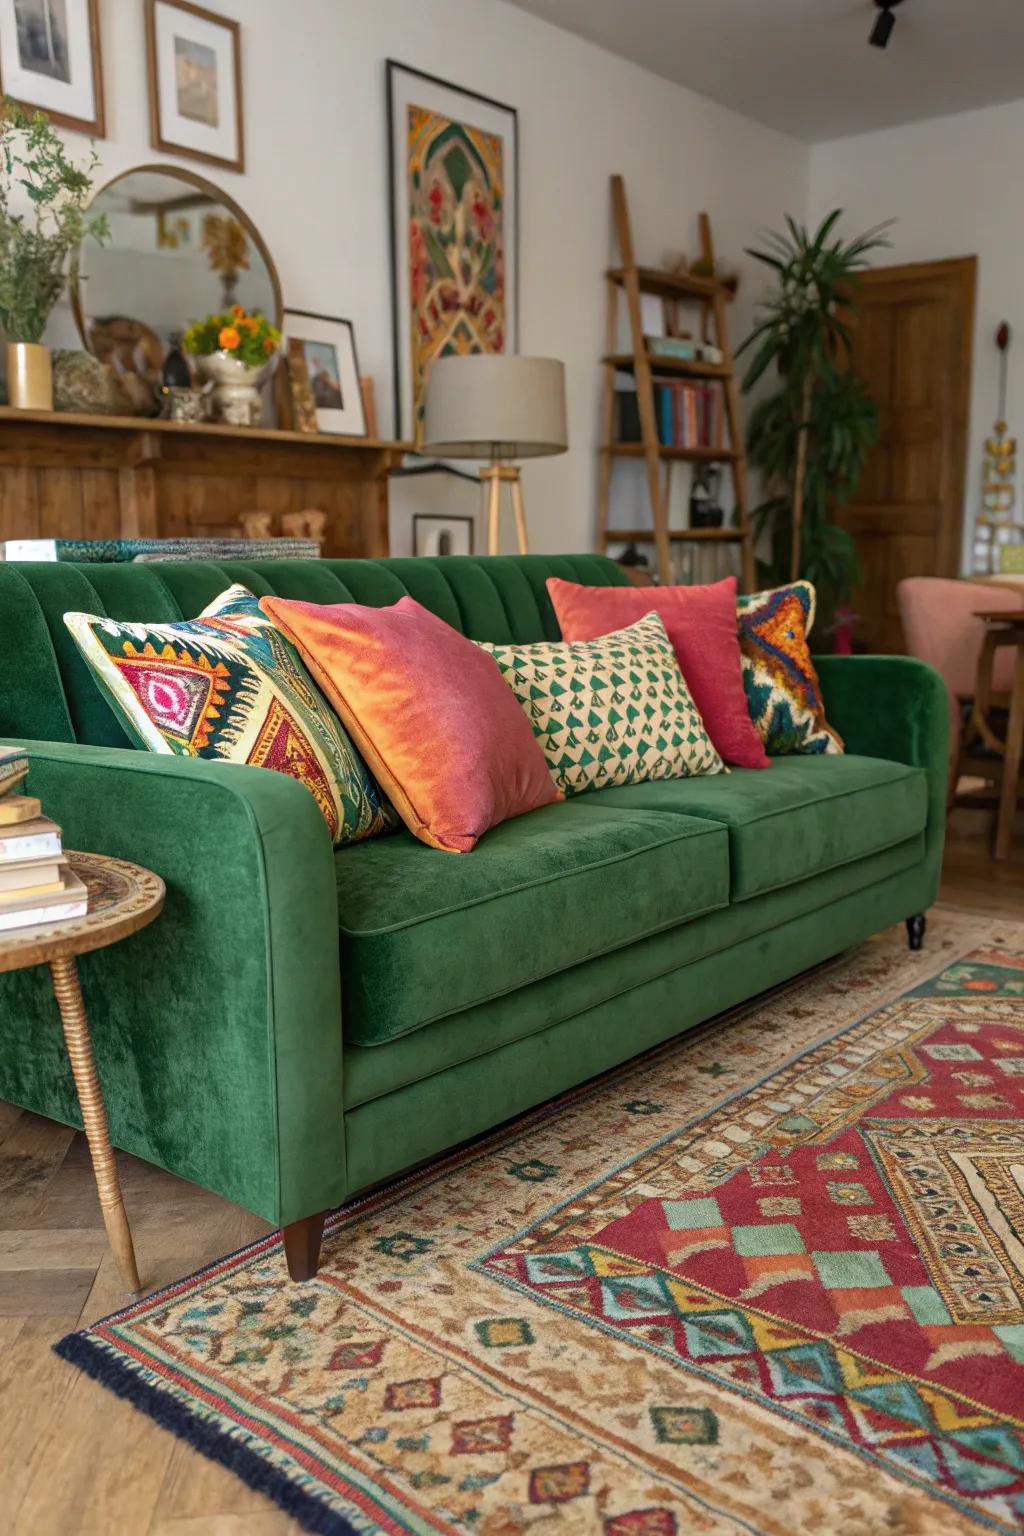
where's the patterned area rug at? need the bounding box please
[57,909,1024,1536]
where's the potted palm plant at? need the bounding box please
[737,211,890,625]
[0,99,107,410]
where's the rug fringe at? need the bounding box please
[53,1333,365,1536]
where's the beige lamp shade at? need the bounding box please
[421,355,568,460]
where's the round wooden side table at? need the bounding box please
[0,852,164,1293]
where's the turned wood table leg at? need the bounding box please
[49,956,141,1294]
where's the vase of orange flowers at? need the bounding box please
[183,306,281,426]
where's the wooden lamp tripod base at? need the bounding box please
[420,355,567,558]
[481,462,529,555]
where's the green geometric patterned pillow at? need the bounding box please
[63,585,397,847]
[736,581,843,755]
[478,611,724,795]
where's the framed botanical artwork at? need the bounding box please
[414,514,474,558]
[387,60,518,446]
[145,0,243,173]
[0,0,104,136]
[283,310,366,438]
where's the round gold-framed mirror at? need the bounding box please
[73,163,282,410]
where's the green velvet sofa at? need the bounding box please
[0,553,947,1278]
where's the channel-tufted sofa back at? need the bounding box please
[0,553,629,747]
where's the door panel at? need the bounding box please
[839,257,976,653]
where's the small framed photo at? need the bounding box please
[145,0,243,173]
[283,310,366,437]
[0,0,104,136]
[414,514,475,557]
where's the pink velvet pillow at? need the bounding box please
[259,594,560,853]
[546,575,769,769]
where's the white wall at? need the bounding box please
[47,0,808,555]
[809,98,1024,571]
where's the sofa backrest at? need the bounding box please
[0,553,629,747]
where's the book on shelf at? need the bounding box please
[647,336,696,361]
[616,387,641,443]
[657,385,674,445]
[644,337,725,366]
[0,865,88,931]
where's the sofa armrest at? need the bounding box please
[0,740,344,1226]
[813,655,949,874]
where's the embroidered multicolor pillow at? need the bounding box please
[63,585,396,846]
[478,612,724,795]
[736,581,843,755]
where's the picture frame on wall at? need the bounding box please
[387,60,519,446]
[0,0,104,137]
[145,0,243,173]
[283,309,366,438]
[413,513,475,558]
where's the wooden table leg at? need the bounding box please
[49,956,141,1293]
[995,645,1024,861]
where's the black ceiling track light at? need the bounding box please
[870,0,906,49]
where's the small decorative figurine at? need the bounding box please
[280,509,327,543]
[974,322,1022,573]
[689,463,725,528]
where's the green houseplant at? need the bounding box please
[0,98,107,409]
[737,211,890,621]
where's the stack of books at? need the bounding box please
[663,380,723,449]
[616,377,723,450]
[0,750,87,933]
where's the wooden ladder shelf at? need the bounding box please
[597,173,755,589]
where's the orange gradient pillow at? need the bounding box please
[259,594,560,853]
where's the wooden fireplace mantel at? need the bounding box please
[0,407,412,557]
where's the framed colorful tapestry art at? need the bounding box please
[387,61,518,444]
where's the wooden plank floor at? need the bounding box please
[0,807,1021,1534]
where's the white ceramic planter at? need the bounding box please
[195,349,277,427]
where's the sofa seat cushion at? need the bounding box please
[575,755,928,901]
[336,799,729,1045]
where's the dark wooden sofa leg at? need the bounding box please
[906,913,926,952]
[282,1211,326,1281]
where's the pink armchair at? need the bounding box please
[897,577,1024,784]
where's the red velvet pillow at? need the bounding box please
[546,575,769,769]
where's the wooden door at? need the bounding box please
[839,256,976,653]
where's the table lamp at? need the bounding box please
[421,355,568,554]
